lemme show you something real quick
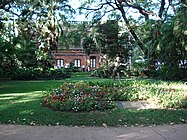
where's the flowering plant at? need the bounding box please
[42,80,187,111]
[42,81,115,111]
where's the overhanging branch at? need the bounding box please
[158,0,166,18]
[81,2,107,11]
[119,0,156,20]
[115,0,147,56]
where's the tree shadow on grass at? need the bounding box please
[1,95,187,127]
[0,80,66,94]
[0,77,186,126]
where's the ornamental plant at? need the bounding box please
[42,80,187,112]
[42,81,115,112]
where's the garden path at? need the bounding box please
[0,124,187,140]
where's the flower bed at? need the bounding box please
[42,80,187,112]
[42,81,115,111]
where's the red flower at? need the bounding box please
[100,91,106,95]
[84,91,90,95]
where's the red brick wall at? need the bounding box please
[52,49,100,71]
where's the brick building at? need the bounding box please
[51,21,103,71]
[52,48,100,71]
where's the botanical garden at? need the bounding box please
[0,0,187,127]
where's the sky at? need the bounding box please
[68,0,88,21]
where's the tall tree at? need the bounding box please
[0,0,74,68]
[80,0,178,56]
[156,1,187,79]
[58,21,91,49]
[0,0,74,50]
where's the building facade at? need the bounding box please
[52,48,100,71]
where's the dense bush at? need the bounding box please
[42,80,187,112]
[132,60,187,80]
[90,68,129,79]
[90,68,111,78]
[90,62,187,80]
[0,67,71,80]
[158,66,187,80]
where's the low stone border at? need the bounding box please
[116,101,161,109]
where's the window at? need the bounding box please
[56,59,64,68]
[90,56,96,68]
[74,59,81,67]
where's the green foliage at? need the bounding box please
[0,76,187,126]
[156,6,187,80]
[0,34,54,76]
[90,68,111,78]
[82,35,96,55]
[0,37,18,70]
[132,60,148,76]
[90,67,130,79]
[135,8,187,80]
[58,22,90,49]
[43,81,115,111]
[158,66,187,80]
[84,20,133,59]
[81,0,187,80]
[0,67,71,80]
[0,0,75,76]
[43,80,187,112]
[0,0,74,50]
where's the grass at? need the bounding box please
[0,72,187,127]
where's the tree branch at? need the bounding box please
[4,8,20,17]
[120,0,156,20]
[106,0,116,9]
[115,0,147,56]
[162,4,170,23]
[0,17,14,21]
[81,3,106,11]
[168,0,176,14]
[158,0,166,19]
[0,0,13,9]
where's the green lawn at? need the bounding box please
[0,73,187,127]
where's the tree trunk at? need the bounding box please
[117,4,148,57]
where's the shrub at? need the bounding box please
[90,68,126,78]
[1,67,71,80]
[158,66,187,80]
[90,69,107,78]
[12,68,36,80]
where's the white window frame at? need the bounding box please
[56,59,64,68]
[74,59,81,67]
[90,56,96,68]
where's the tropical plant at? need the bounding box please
[80,0,187,79]
[0,0,75,78]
